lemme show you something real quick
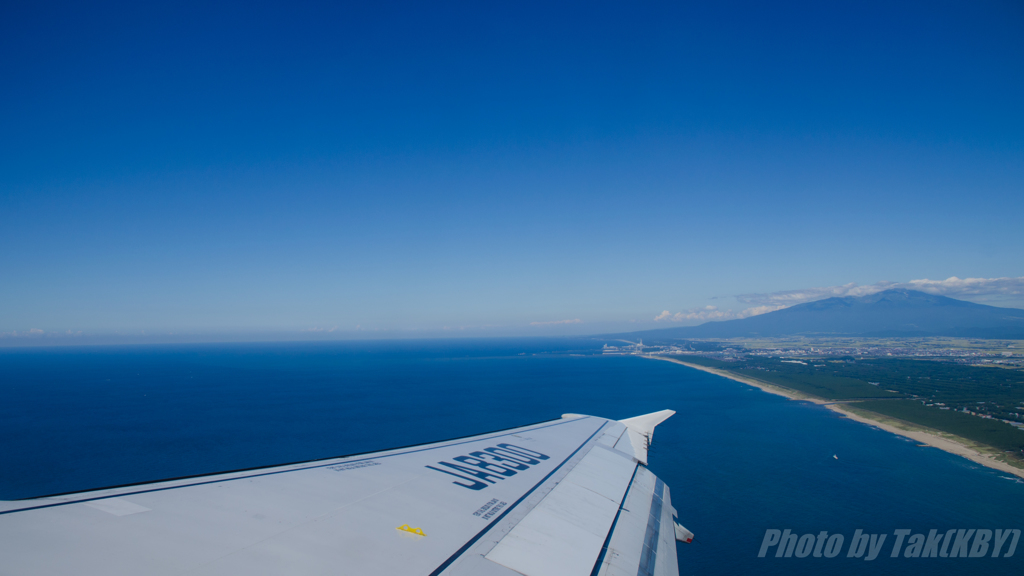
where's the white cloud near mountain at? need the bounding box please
[737,276,1024,307]
[653,304,785,323]
[902,276,1024,297]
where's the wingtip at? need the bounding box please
[619,409,675,431]
[618,409,675,465]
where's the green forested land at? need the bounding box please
[734,369,902,400]
[854,400,1024,453]
[673,355,1024,419]
[676,356,733,369]
[800,358,1024,420]
[673,355,902,400]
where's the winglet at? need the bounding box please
[618,409,675,465]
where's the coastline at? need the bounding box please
[649,356,827,404]
[649,355,1024,481]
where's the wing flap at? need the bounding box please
[593,467,681,576]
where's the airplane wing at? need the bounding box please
[0,411,692,576]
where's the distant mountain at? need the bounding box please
[617,289,1024,340]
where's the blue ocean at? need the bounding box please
[1,339,1022,575]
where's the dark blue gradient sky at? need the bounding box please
[2,1,1022,338]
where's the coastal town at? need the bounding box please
[602,337,1024,368]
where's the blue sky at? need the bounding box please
[2,1,1023,341]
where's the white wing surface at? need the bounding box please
[0,411,692,576]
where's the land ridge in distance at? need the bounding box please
[608,289,1024,340]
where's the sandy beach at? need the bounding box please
[650,355,1024,481]
[650,356,827,404]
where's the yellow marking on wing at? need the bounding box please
[397,524,426,536]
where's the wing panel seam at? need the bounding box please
[588,463,641,576]
[428,421,610,576]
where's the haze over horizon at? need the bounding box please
[3,1,1023,342]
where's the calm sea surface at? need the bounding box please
[2,339,1022,575]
